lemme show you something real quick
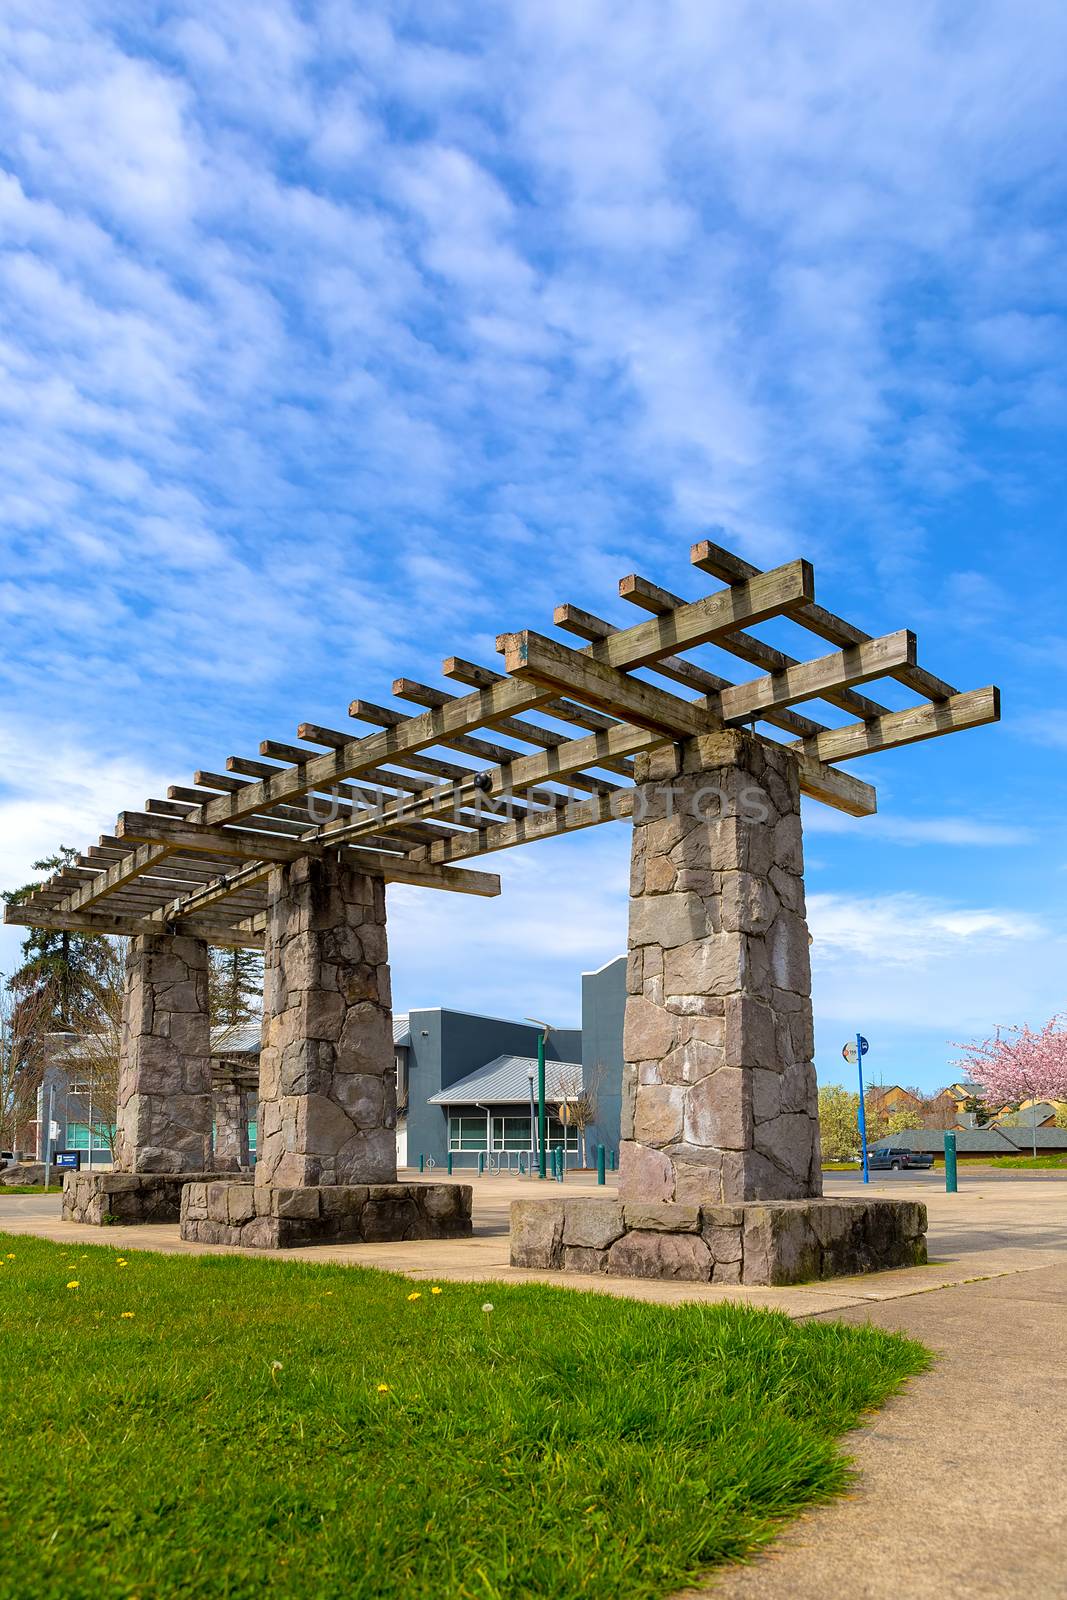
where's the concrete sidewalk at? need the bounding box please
[1,1169,1066,1317]
[694,1262,1067,1600]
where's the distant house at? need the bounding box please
[873,1127,1067,1160]
[867,1085,923,1116]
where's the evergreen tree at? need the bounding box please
[209,946,263,1027]
[1,848,112,1027]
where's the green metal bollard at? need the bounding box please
[944,1132,958,1193]
[478,1152,485,1176]
[597,1143,606,1185]
[419,1153,425,1174]
[447,1152,453,1177]
[609,1149,617,1172]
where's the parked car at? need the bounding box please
[867,1146,934,1171]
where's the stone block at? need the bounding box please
[606,1229,712,1282]
[561,1198,626,1250]
[563,1245,608,1273]
[510,1199,565,1268]
[511,1197,927,1287]
[623,1201,701,1233]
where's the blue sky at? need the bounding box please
[2,0,1066,1091]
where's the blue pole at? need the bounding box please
[944,1132,958,1193]
[855,1033,870,1185]
[419,1152,425,1174]
[447,1152,453,1177]
[597,1143,606,1185]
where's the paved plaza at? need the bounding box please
[3,1167,1065,1315]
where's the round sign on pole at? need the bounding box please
[841,1036,869,1064]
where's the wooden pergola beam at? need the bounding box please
[390,677,626,796]
[719,632,917,723]
[617,572,890,725]
[793,687,1000,764]
[500,631,714,738]
[691,540,958,703]
[192,560,810,833]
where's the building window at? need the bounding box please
[492,1116,532,1151]
[247,1121,257,1155]
[448,1115,490,1151]
[66,1122,114,1153]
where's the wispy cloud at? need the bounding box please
[0,0,1063,1043]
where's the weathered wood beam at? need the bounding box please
[792,687,1000,764]
[691,540,957,703]
[115,815,320,862]
[617,572,888,725]
[391,677,625,795]
[440,657,638,778]
[2,901,265,950]
[194,560,811,834]
[499,631,715,738]
[419,791,636,865]
[718,631,917,723]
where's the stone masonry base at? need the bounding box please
[62,1171,243,1226]
[179,1181,473,1249]
[510,1196,927,1286]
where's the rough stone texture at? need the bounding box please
[179,1180,472,1248]
[619,731,821,1205]
[255,856,397,1191]
[509,1196,927,1285]
[114,934,212,1174]
[1,1162,50,1186]
[212,1084,250,1171]
[62,1170,238,1226]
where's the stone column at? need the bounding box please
[212,1082,249,1170]
[254,855,397,1189]
[114,934,212,1173]
[619,729,820,1205]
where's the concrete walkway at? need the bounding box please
[2,1168,1065,1316]
[693,1262,1067,1600]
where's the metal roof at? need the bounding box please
[428,1054,583,1106]
[873,1127,1067,1154]
[392,1015,411,1048]
[210,1021,262,1057]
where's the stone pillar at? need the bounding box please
[254,855,397,1189]
[212,1082,249,1171]
[619,729,821,1205]
[114,934,212,1173]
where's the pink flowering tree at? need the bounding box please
[952,1014,1067,1156]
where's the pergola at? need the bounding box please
[13,540,998,1273]
[8,540,995,948]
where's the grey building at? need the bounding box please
[396,1009,582,1168]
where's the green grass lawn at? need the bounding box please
[986,1153,1067,1169]
[0,1234,928,1600]
[0,1185,64,1194]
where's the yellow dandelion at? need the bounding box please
[407,1291,422,1302]
[376,1383,390,1393]
[120,1312,135,1319]
[5,1252,14,1259]
[66,1281,79,1290]
[116,1259,128,1267]
[431,1286,442,1296]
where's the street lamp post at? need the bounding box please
[525,1018,551,1180]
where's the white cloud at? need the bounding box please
[808,890,1064,1042]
